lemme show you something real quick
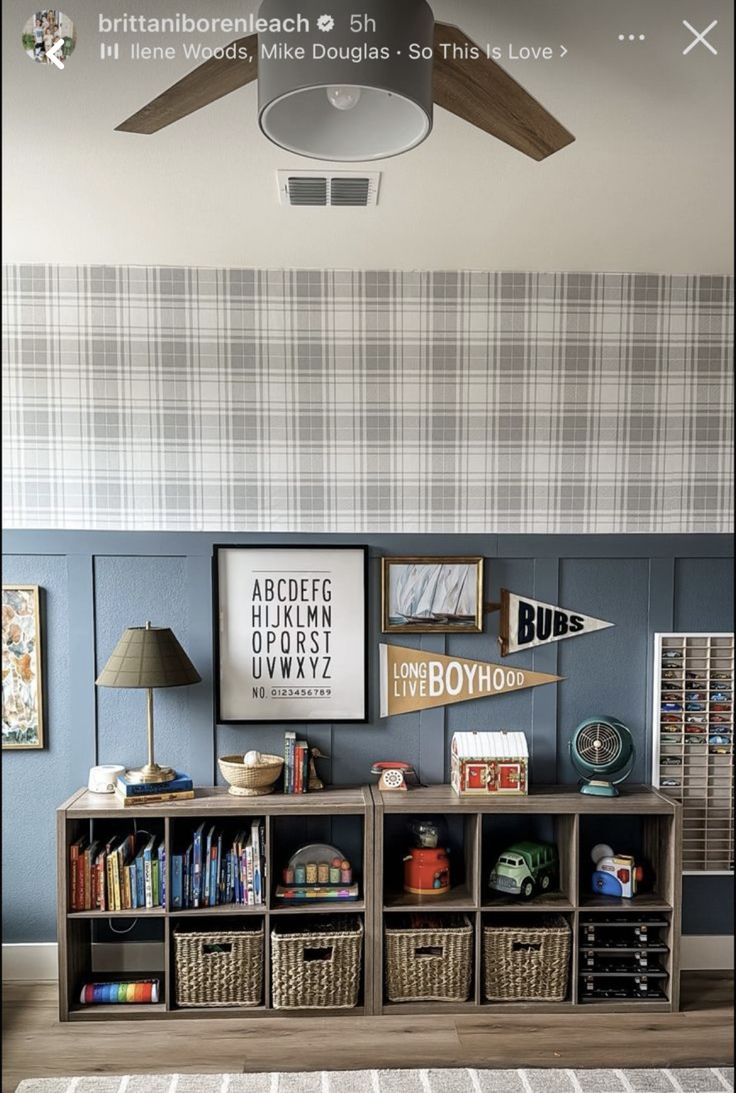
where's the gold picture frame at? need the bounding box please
[2,584,45,749]
[381,556,484,634]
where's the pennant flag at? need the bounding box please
[499,589,614,656]
[379,644,561,717]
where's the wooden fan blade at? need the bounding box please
[433,23,574,160]
[115,35,258,133]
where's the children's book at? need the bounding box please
[192,823,205,907]
[172,853,183,909]
[115,772,193,797]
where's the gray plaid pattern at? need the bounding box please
[2,266,732,531]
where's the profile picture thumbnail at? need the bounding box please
[22,9,76,64]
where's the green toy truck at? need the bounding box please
[488,840,559,899]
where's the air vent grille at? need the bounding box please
[286,177,328,206]
[278,171,380,207]
[330,178,371,206]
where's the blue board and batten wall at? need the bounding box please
[1,530,733,942]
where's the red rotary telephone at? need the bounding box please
[371,761,420,792]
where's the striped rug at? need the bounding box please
[14,1068,735,1093]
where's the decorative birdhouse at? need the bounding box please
[451,731,529,796]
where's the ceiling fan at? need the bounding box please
[115,0,574,163]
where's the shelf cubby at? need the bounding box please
[481,812,576,910]
[578,812,675,911]
[381,812,478,910]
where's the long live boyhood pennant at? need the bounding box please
[379,643,561,717]
[499,589,614,656]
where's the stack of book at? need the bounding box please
[170,818,265,908]
[115,772,194,806]
[69,832,165,911]
[283,731,309,793]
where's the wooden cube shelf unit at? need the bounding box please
[371,785,682,1014]
[57,784,680,1020]
[57,786,373,1021]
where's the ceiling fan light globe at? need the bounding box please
[326,86,362,111]
[257,0,434,161]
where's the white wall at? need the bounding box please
[2,0,733,271]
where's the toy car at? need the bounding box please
[488,841,558,899]
[660,733,682,743]
[685,735,706,744]
[660,778,681,787]
[710,703,731,712]
[709,746,730,755]
[685,702,705,711]
[662,651,683,660]
[710,715,730,724]
[661,702,682,712]
[660,756,682,766]
[661,714,682,724]
[709,734,731,746]
[710,692,731,702]
[686,692,706,701]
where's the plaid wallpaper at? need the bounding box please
[2,265,732,532]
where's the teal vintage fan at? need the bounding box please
[569,717,636,797]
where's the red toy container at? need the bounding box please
[403,847,450,896]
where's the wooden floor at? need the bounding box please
[2,974,733,1093]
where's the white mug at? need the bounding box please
[88,764,126,794]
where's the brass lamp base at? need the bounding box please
[126,762,176,785]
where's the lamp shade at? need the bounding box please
[257,0,434,161]
[96,625,201,689]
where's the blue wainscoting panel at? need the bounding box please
[674,558,735,632]
[556,558,650,784]
[1,555,75,941]
[445,559,537,776]
[1,532,733,943]
[94,556,205,781]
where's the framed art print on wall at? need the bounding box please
[215,545,368,723]
[2,584,45,749]
[382,556,484,633]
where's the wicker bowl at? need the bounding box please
[218,754,284,796]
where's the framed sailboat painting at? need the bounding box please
[381,557,484,634]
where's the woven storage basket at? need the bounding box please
[271,917,363,1009]
[174,925,264,1008]
[482,915,571,1002]
[385,914,473,1003]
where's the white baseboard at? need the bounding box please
[2,942,57,981]
[2,941,163,981]
[680,934,734,970]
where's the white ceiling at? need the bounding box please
[2,0,733,272]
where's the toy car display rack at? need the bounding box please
[652,633,734,874]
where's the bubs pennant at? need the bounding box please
[498,589,614,656]
[379,643,560,717]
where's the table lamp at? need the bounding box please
[95,621,201,784]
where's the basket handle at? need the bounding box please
[303,945,334,962]
[415,945,444,959]
[511,941,542,954]
[202,942,232,956]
